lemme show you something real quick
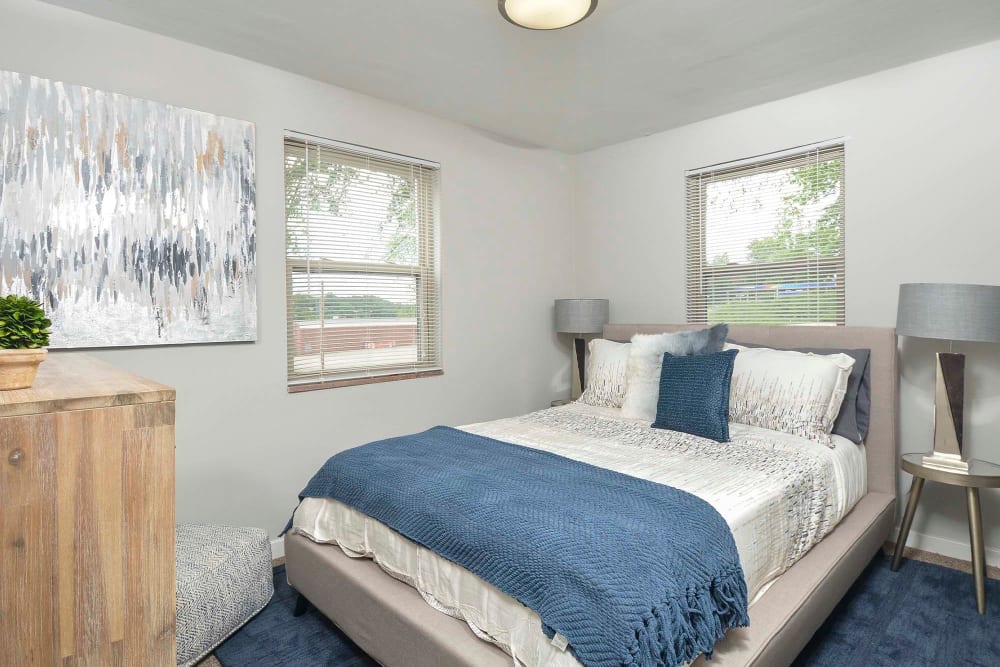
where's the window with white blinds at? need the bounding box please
[686,141,846,326]
[284,133,441,390]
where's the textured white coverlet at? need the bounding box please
[291,403,866,667]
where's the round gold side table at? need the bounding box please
[890,452,1000,614]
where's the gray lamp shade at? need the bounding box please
[554,299,609,334]
[897,283,1000,343]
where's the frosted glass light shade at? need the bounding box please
[499,0,598,30]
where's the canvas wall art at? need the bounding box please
[0,69,256,347]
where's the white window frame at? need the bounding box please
[284,132,441,391]
[685,139,846,326]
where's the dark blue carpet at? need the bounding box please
[216,556,1000,666]
[792,555,1000,667]
[214,565,375,667]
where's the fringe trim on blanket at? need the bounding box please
[623,567,750,667]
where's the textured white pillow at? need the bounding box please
[725,343,855,446]
[620,324,729,422]
[579,339,631,408]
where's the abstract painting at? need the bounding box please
[0,69,256,347]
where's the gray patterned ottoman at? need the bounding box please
[176,524,274,666]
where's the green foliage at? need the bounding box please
[382,176,418,265]
[746,217,841,263]
[284,153,358,256]
[747,159,843,264]
[707,158,844,324]
[0,295,52,349]
[785,158,842,210]
[708,291,840,325]
[291,293,416,322]
[285,153,421,267]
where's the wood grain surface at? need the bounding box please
[0,352,175,417]
[0,355,176,666]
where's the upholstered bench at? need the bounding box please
[176,524,274,666]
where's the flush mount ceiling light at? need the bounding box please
[499,0,598,30]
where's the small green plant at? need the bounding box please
[0,295,52,349]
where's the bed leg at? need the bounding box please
[293,592,310,617]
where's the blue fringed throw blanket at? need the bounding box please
[290,426,749,667]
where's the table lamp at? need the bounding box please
[896,283,1000,472]
[555,298,609,394]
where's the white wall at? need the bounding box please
[0,0,576,542]
[574,39,1000,564]
[6,0,999,567]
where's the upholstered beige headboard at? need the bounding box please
[603,324,898,496]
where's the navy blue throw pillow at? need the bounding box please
[652,349,738,443]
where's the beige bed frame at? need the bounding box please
[285,324,898,667]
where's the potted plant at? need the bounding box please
[0,295,52,390]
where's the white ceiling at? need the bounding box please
[43,0,1000,152]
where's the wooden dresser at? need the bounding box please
[0,354,176,666]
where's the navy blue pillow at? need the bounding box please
[652,349,738,443]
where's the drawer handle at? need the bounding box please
[8,448,23,466]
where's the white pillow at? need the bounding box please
[725,343,855,446]
[620,324,729,422]
[579,339,631,408]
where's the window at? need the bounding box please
[284,133,441,390]
[686,141,845,326]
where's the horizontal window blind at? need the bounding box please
[285,134,441,389]
[686,141,846,326]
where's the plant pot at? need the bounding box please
[0,348,48,390]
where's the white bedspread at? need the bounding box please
[291,403,866,667]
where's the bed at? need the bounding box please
[284,324,898,667]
